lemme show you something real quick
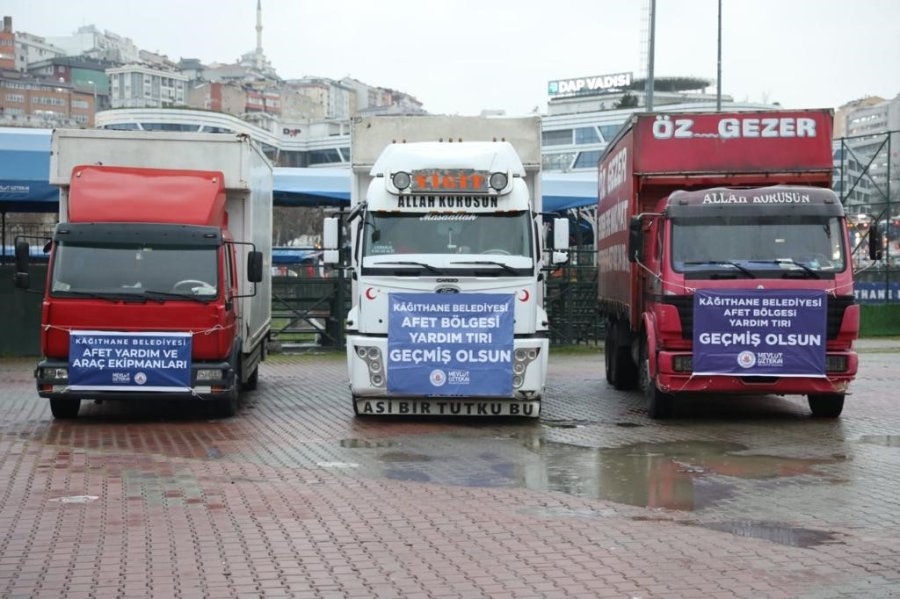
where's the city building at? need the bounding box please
[0,17,15,71]
[27,56,111,109]
[106,63,188,108]
[0,69,95,127]
[13,32,66,72]
[45,24,139,64]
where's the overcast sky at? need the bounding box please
[5,0,900,116]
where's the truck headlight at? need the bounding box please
[392,171,411,190]
[513,347,540,388]
[826,355,848,373]
[355,345,385,387]
[489,172,508,191]
[673,355,693,372]
[40,367,68,381]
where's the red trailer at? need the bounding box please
[597,110,867,418]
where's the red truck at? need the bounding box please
[598,109,869,419]
[14,130,272,419]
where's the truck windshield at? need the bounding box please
[50,241,218,299]
[671,216,846,275]
[362,212,533,258]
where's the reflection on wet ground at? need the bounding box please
[695,520,842,548]
[341,433,846,512]
[858,435,900,447]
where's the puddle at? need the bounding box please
[340,438,399,449]
[518,440,846,511]
[542,419,596,429]
[859,435,900,447]
[695,520,842,548]
[378,451,433,463]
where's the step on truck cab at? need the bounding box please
[14,130,272,419]
[323,116,570,417]
[598,110,869,419]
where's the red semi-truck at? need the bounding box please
[598,109,870,419]
[14,130,272,419]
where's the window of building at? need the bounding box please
[573,150,602,170]
[574,127,600,145]
[71,99,89,109]
[542,152,575,172]
[308,148,342,165]
[542,129,572,146]
[4,93,24,103]
[598,124,623,142]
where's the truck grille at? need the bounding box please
[660,295,854,340]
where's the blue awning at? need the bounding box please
[0,127,58,212]
[0,128,597,213]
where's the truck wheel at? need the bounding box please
[215,386,239,418]
[641,342,673,419]
[808,393,844,418]
[49,398,81,419]
[244,366,259,391]
[604,330,614,384]
[646,383,675,420]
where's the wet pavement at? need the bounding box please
[1,340,899,598]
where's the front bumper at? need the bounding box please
[34,358,237,401]
[345,335,549,401]
[655,350,858,395]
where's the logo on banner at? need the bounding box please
[737,351,756,369]
[429,369,447,387]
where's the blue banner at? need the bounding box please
[68,331,192,391]
[854,282,900,304]
[387,293,514,396]
[693,290,826,377]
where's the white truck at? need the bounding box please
[323,116,569,417]
[15,129,272,418]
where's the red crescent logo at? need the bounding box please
[365,288,376,300]
[519,289,530,302]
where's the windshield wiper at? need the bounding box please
[53,290,148,303]
[683,261,756,278]
[373,261,442,275]
[450,260,519,274]
[143,290,212,303]
[745,259,820,279]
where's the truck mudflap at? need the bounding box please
[354,397,541,417]
[34,357,238,401]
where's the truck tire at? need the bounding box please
[608,322,638,390]
[808,393,844,418]
[604,329,614,384]
[49,398,81,419]
[244,366,259,391]
[214,360,241,418]
[640,340,673,419]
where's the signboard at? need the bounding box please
[548,72,632,97]
[633,110,834,174]
[854,281,900,304]
[387,293,514,396]
[693,290,826,377]
[68,331,192,391]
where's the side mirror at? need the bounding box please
[553,218,570,251]
[13,240,30,290]
[868,223,883,261]
[323,217,340,265]
[247,250,263,283]
[627,216,643,263]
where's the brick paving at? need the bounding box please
[1,342,899,598]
